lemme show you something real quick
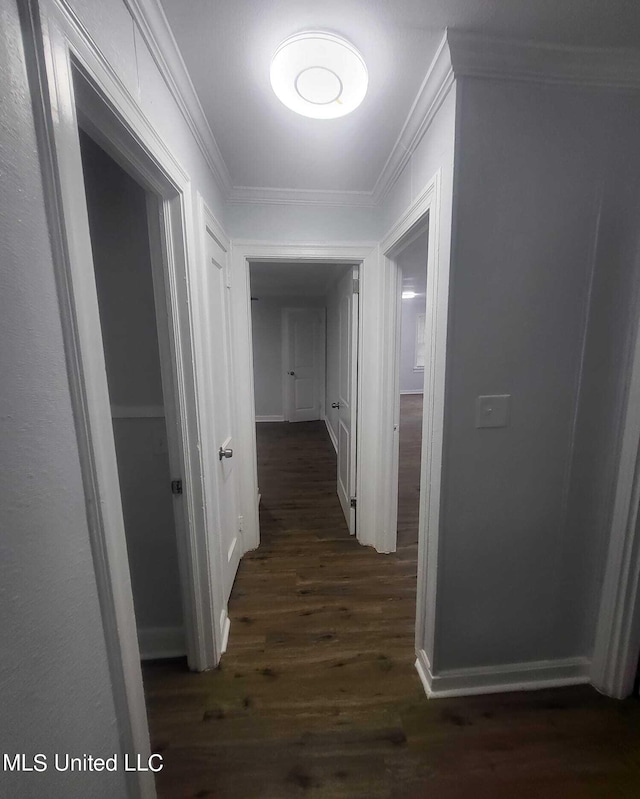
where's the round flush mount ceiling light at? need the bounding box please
[270,32,368,119]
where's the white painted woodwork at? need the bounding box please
[230,243,380,555]
[203,225,242,598]
[335,269,359,532]
[283,309,323,423]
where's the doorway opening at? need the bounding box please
[395,230,429,568]
[77,130,186,661]
[249,261,359,533]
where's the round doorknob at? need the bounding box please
[219,447,233,461]
[331,402,341,409]
[288,371,295,376]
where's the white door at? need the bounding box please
[204,228,241,600]
[284,309,323,423]
[336,268,359,533]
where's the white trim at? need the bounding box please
[380,170,448,672]
[372,33,454,205]
[228,185,375,208]
[324,416,338,453]
[400,390,423,396]
[447,29,640,90]
[111,405,165,419]
[124,0,232,194]
[256,415,285,423]
[230,242,381,552]
[62,7,640,211]
[219,610,231,655]
[591,304,640,699]
[138,627,186,660]
[416,649,591,699]
[414,311,426,369]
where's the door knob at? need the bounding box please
[331,402,341,409]
[288,371,295,376]
[219,447,233,460]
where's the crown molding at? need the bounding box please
[371,32,454,205]
[447,29,640,91]
[125,0,233,194]
[119,7,640,209]
[227,185,376,207]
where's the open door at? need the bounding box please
[203,227,242,600]
[336,267,359,533]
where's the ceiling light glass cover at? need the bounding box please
[270,32,368,119]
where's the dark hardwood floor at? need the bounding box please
[143,417,640,799]
[397,393,424,560]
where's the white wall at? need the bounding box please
[80,133,185,646]
[251,295,324,420]
[228,201,380,242]
[0,0,233,790]
[0,1,126,795]
[399,297,426,393]
[433,77,640,674]
[560,119,640,658]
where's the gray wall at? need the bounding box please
[559,129,640,657]
[0,2,126,795]
[399,297,426,393]
[398,234,428,393]
[0,0,229,791]
[435,77,640,672]
[80,133,185,641]
[251,295,324,419]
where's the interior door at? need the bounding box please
[204,228,241,599]
[285,309,323,422]
[336,267,359,533]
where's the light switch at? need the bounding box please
[475,394,511,428]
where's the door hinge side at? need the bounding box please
[171,479,183,495]
[352,277,359,294]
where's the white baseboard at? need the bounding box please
[220,610,231,655]
[255,414,285,422]
[400,390,424,395]
[324,416,338,452]
[415,649,591,698]
[138,626,186,660]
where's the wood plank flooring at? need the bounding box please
[143,418,640,799]
[397,394,424,559]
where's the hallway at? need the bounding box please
[143,420,640,798]
[145,420,422,797]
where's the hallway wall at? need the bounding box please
[227,202,380,242]
[0,2,125,795]
[0,0,231,792]
[434,77,640,677]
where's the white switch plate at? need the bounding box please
[475,394,511,428]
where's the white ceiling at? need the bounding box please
[249,261,352,297]
[159,0,640,196]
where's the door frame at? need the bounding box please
[21,2,225,796]
[230,243,378,552]
[281,306,326,423]
[379,170,450,685]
